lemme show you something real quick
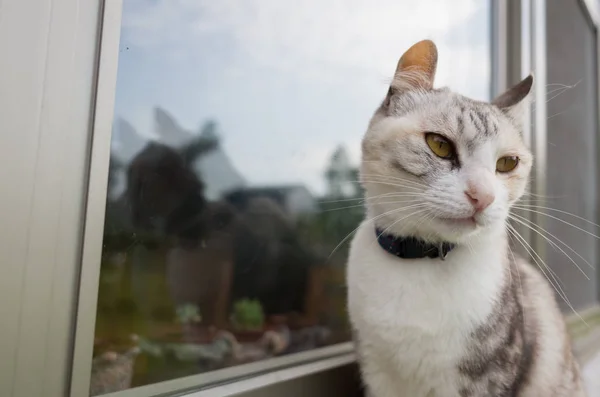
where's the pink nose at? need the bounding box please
[465,188,495,212]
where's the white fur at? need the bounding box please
[347,221,507,397]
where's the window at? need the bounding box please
[90,0,492,395]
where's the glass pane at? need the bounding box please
[91,0,491,394]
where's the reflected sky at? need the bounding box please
[112,0,490,195]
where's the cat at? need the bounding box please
[346,40,585,397]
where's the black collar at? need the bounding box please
[375,228,455,260]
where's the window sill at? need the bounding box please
[183,352,357,397]
[99,342,356,397]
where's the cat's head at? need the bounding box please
[361,40,533,244]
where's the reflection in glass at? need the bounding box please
[91,0,491,394]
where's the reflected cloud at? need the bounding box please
[115,0,490,194]
[122,0,486,91]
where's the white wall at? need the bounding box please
[0,0,102,396]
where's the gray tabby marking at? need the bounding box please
[458,257,536,396]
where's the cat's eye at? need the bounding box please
[425,133,454,159]
[496,156,519,173]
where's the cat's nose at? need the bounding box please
[465,187,495,212]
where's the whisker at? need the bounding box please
[351,179,424,192]
[421,207,443,243]
[545,83,575,89]
[358,178,425,191]
[507,224,584,323]
[322,199,421,212]
[371,208,431,248]
[530,86,567,106]
[509,212,594,271]
[415,208,436,230]
[512,204,600,230]
[507,225,567,295]
[328,203,428,259]
[543,80,580,105]
[544,86,570,101]
[547,82,576,86]
[506,223,564,288]
[319,197,366,204]
[546,108,573,121]
[521,191,566,199]
[511,206,600,240]
[516,197,551,204]
[360,173,428,188]
[319,191,423,205]
[365,192,426,201]
[406,209,436,238]
[508,213,590,279]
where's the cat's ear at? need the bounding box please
[492,74,534,128]
[391,40,438,92]
[383,40,437,109]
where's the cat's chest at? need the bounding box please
[347,222,505,365]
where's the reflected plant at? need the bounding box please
[175,304,202,325]
[230,299,265,331]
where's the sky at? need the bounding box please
[112,0,491,195]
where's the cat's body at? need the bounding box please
[348,222,583,396]
[347,40,585,396]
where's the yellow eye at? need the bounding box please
[425,133,454,159]
[496,156,519,172]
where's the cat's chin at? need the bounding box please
[368,205,506,244]
[407,215,504,245]
[438,216,478,228]
[424,221,481,243]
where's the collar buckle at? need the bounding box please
[439,242,448,261]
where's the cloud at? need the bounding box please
[115,0,492,194]
[121,0,489,96]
